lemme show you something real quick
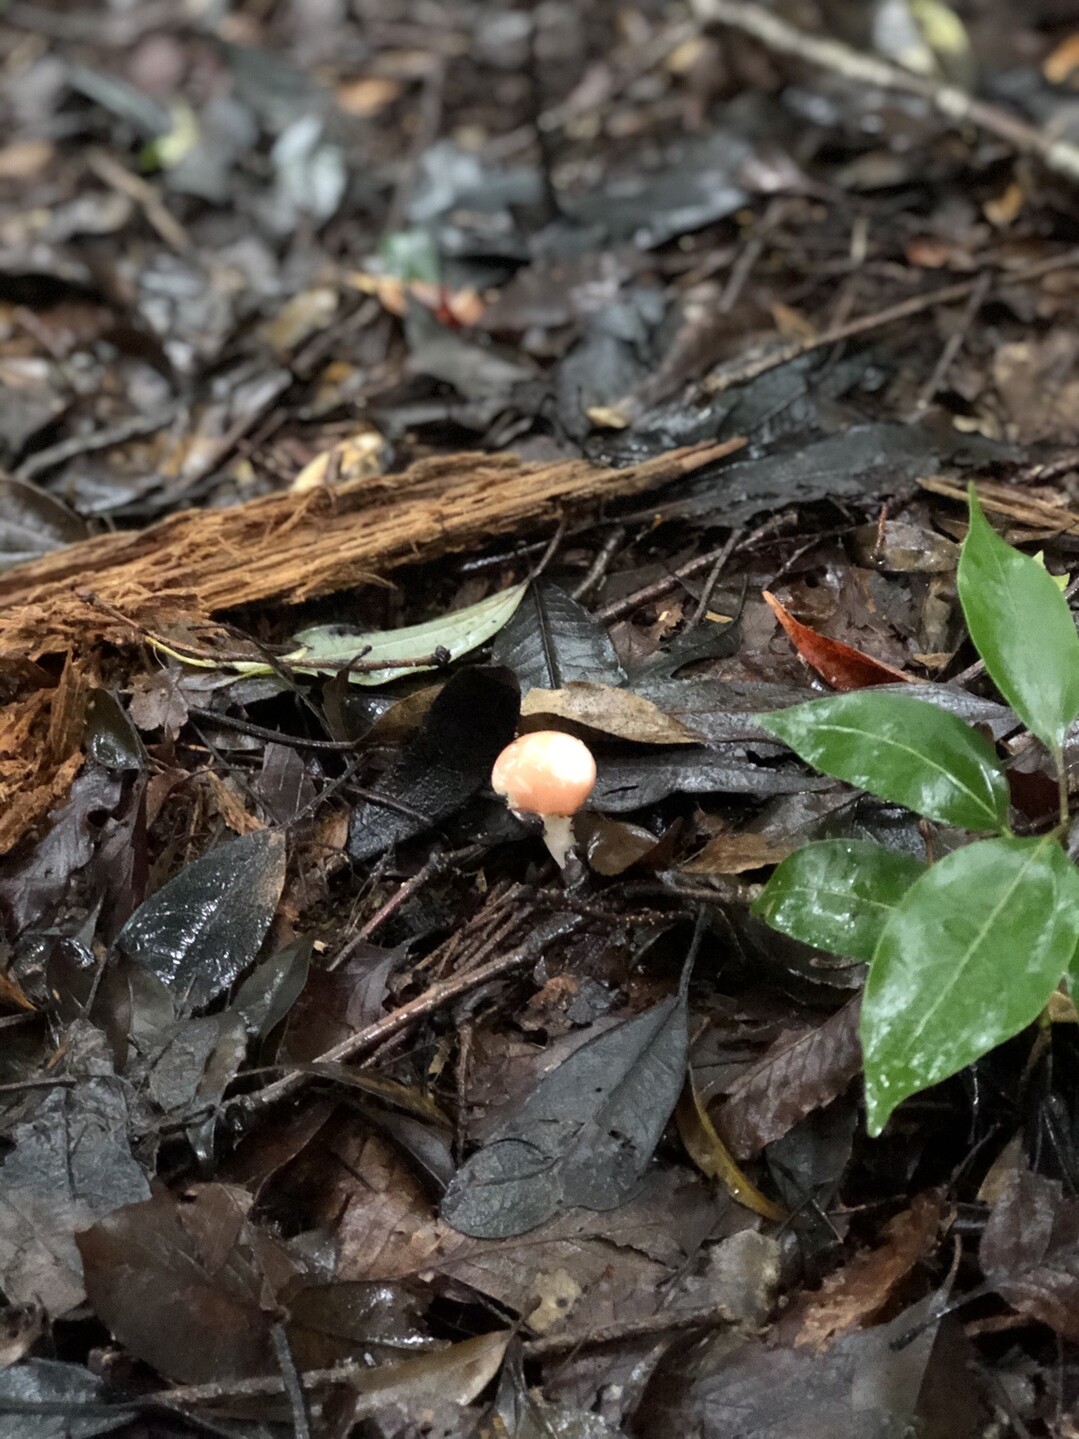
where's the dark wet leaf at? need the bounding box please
[231,936,311,1038]
[717,999,863,1160]
[635,1292,981,1439]
[0,477,90,571]
[0,768,123,936]
[653,422,1010,524]
[492,580,625,692]
[256,742,314,825]
[0,1077,150,1316]
[753,840,925,962]
[114,828,287,1009]
[862,836,1079,1135]
[959,487,1079,759]
[0,1360,127,1439]
[284,1280,427,1370]
[348,667,520,861]
[83,690,143,772]
[442,992,688,1238]
[980,1166,1079,1341]
[763,692,1009,831]
[77,1185,298,1384]
[631,677,1015,745]
[592,746,831,812]
[628,614,742,681]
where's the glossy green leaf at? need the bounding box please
[861,835,1079,1135]
[752,840,925,961]
[762,692,1009,831]
[958,487,1079,757]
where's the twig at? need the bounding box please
[593,533,744,625]
[126,1298,738,1413]
[229,913,581,1118]
[909,270,992,417]
[689,0,1079,185]
[572,524,627,602]
[700,248,1079,395]
[271,1323,310,1439]
[687,527,744,629]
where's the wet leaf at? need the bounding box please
[861,836,1079,1135]
[0,1359,127,1439]
[522,681,698,743]
[763,590,912,689]
[348,666,519,861]
[348,1331,511,1422]
[442,993,688,1238]
[231,936,311,1038]
[763,692,1009,831]
[287,581,526,685]
[0,1078,150,1316]
[786,1193,945,1350]
[958,487,1079,758]
[492,580,625,692]
[980,1166,1079,1342]
[675,1074,786,1221]
[84,690,143,772]
[0,477,90,572]
[753,840,925,961]
[717,999,863,1160]
[635,1291,975,1439]
[593,746,831,811]
[77,1185,297,1385]
[115,829,287,1009]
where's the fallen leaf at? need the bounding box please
[115,828,287,1009]
[980,1166,1079,1342]
[763,591,912,689]
[786,1193,945,1349]
[442,990,689,1238]
[78,1185,297,1384]
[676,1073,786,1221]
[716,999,863,1160]
[522,681,699,743]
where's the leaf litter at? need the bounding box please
[4,0,1079,1433]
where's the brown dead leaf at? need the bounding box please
[521,681,699,743]
[980,1166,1079,1342]
[716,999,863,1160]
[785,1193,945,1350]
[682,830,795,875]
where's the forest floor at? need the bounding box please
[4,1,1079,1435]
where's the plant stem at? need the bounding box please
[1058,753,1070,829]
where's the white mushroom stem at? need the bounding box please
[541,814,576,868]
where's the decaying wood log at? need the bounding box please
[0,441,742,663]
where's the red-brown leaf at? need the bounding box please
[763,591,911,690]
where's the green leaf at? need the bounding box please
[762,692,1009,831]
[752,840,925,961]
[958,487,1079,757]
[283,583,526,685]
[861,835,1079,1135]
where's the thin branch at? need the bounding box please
[701,248,1079,395]
[229,913,581,1118]
[690,0,1079,186]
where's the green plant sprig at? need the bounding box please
[753,487,1079,1135]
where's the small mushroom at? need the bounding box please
[491,730,597,867]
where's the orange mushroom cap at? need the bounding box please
[490,731,597,817]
